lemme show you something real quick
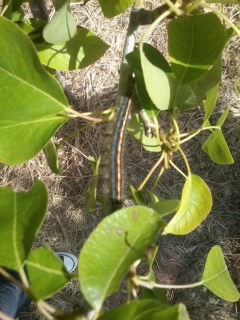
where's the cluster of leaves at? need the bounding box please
[0,0,240,319]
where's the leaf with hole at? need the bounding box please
[37,27,109,71]
[168,12,226,84]
[202,246,240,302]
[27,246,71,301]
[0,179,48,271]
[0,17,69,165]
[163,174,212,235]
[79,206,165,311]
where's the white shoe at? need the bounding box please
[56,252,78,273]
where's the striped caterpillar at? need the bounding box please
[100,97,131,215]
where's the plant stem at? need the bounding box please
[151,166,165,192]
[169,160,188,179]
[66,107,103,122]
[179,126,221,144]
[178,146,191,177]
[57,122,94,149]
[137,278,203,289]
[138,152,165,190]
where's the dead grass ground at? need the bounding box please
[0,1,240,319]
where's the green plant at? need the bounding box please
[0,0,239,319]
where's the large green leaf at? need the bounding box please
[0,17,69,165]
[98,300,167,320]
[43,1,76,44]
[79,206,165,311]
[168,12,226,84]
[163,174,212,235]
[140,46,176,110]
[98,300,189,320]
[127,114,161,152]
[0,180,48,271]
[202,246,240,302]
[26,246,71,301]
[98,0,135,18]
[37,27,109,71]
[126,45,171,115]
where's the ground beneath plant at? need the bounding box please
[0,1,240,319]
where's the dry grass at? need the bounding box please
[0,1,240,319]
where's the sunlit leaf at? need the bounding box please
[203,85,219,126]
[0,180,48,270]
[43,1,76,44]
[37,27,109,71]
[127,114,161,152]
[99,0,135,18]
[79,206,165,310]
[27,246,71,301]
[168,12,226,84]
[140,46,176,110]
[202,108,233,164]
[0,17,69,165]
[202,246,240,302]
[202,129,234,164]
[163,174,212,235]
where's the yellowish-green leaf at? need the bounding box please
[163,174,212,235]
[202,246,240,302]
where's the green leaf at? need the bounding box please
[202,129,234,164]
[203,108,233,164]
[140,45,176,110]
[127,114,161,152]
[37,27,109,71]
[163,174,212,235]
[192,56,222,95]
[149,304,190,320]
[0,179,48,271]
[98,300,168,320]
[43,138,62,175]
[168,12,226,84]
[98,301,189,320]
[79,206,165,310]
[203,85,219,126]
[126,45,171,114]
[85,156,100,213]
[149,197,180,217]
[26,246,71,301]
[99,0,135,18]
[0,17,69,165]
[130,186,146,206]
[202,246,240,302]
[43,1,76,44]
